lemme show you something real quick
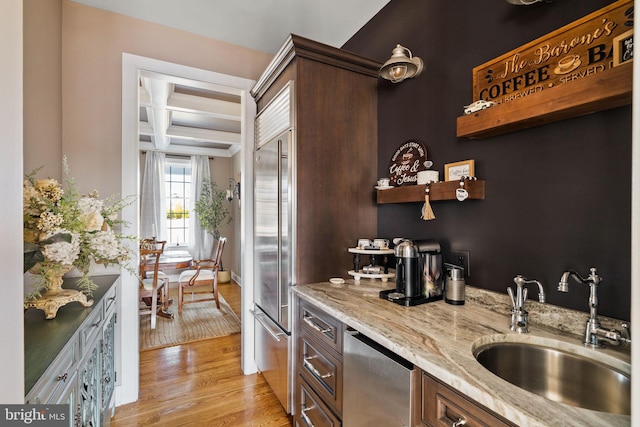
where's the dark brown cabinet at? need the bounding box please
[251,34,381,285]
[420,372,516,427]
[295,298,344,426]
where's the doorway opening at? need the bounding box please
[120,54,257,405]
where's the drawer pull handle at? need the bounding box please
[303,357,332,379]
[301,407,316,427]
[303,314,331,334]
[56,373,68,382]
[451,417,467,427]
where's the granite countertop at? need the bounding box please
[292,280,631,427]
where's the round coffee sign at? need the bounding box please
[388,141,431,186]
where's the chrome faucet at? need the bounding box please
[507,275,545,333]
[558,267,631,348]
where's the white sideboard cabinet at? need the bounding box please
[25,275,119,427]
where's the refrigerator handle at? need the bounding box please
[252,310,286,342]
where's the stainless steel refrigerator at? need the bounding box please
[253,128,293,413]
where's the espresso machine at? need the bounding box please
[381,238,443,306]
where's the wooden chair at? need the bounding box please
[178,237,226,314]
[139,240,171,329]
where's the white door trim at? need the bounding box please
[120,53,257,405]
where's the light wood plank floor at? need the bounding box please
[111,281,292,427]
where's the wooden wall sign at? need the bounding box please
[388,141,431,186]
[472,0,634,104]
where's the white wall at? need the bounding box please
[0,0,25,403]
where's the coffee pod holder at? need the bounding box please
[347,247,395,282]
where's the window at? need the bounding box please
[164,158,191,247]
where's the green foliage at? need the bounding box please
[166,204,190,220]
[193,179,231,240]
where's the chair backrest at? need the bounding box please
[139,240,166,280]
[185,238,226,286]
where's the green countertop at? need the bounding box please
[24,275,119,395]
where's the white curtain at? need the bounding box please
[140,151,166,241]
[189,155,213,260]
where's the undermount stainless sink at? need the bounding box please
[473,339,631,415]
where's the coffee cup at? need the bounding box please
[377,178,390,187]
[357,238,372,248]
[417,170,439,185]
[373,238,389,249]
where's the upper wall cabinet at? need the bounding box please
[456,63,632,140]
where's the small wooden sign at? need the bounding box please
[472,0,634,104]
[388,141,431,186]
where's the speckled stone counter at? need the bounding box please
[292,280,631,427]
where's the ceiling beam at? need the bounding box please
[140,77,172,150]
[139,122,240,145]
[139,141,239,158]
[167,92,241,121]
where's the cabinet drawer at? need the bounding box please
[298,331,342,414]
[422,373,515,427]
[79,306,103,357]
[298,299,342,354]
[25,339,77,405]
[295,374,341,427]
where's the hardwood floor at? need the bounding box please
[111,281,292,427]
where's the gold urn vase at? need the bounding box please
[25,265,94,319]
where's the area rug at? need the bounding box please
[139,288,241,351]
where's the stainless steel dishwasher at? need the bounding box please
[343,328,416,427]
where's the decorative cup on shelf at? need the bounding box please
[417,170,439,185]
[358,239,372,248]
[373,238,389,249]
[377,178,390,187]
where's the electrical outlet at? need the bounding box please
[450,249,470,278]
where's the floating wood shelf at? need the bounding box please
[456,63,632,140]
[377,180,485,204]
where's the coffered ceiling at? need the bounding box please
[138,71,243,158]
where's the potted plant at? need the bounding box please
[193,179,232,282]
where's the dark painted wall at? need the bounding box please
[343,0,631,320]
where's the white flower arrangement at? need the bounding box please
[23,157,134,300]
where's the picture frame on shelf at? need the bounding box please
[444,160,475,181]
[613,29,633,67]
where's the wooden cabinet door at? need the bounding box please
[77,344,101,427]
[295,374,341,427]
[422,373,515,427]
[101,311,116,419]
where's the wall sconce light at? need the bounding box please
[226,178,240,204]
[379,44,424,83]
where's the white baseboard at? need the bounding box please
[231,271,242,286]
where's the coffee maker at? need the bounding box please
[393,239,421,299]
[415,239,444,300]
[381,238,443,306]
